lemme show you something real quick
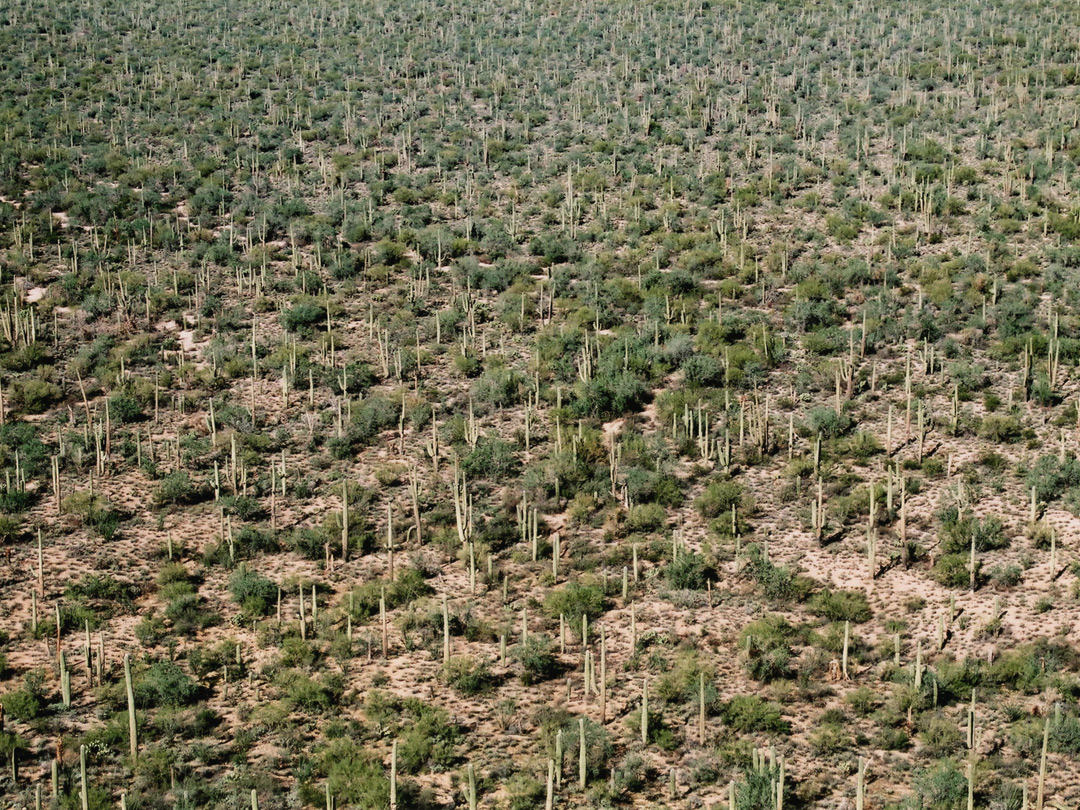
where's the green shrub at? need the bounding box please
[740,544,814,603]
[281,671,336,713]
[624,502,666,532]
[913,761,967,810]
[738,615,796,682]
[932,553,979,589]
[153,472,203,507]
[442,656,496,696]
[696,479,749,519]
[461,437,520,480]
[1027,454,1080,503]
[543,582,605,636]
[720,695,790,734]
[806,589,872,623]
[804,407,853,438]
[317,737,417,810]
[65,574,139,610]
[573,371,650,420]
[282,299,326,333]
[937,507,1008,554]
[660,552,712,591]
[920,713,964,756]
[987,640,1080,693]
[612,752,654,794]
[134,661,199,708]
[978,414,1021,443]
[364,692,461,773]
[845,686,879,716]
[9,379,63,414]
[513,635,561,685]
[988,563,1022,588]
[397,705,461,774]
[107,393,144,423]
[809,721,851,755]
[653,650,717,707]
[505,772,545,810]
[347,568,432,622]
[1,671,46,720]
[735,762,785,810]
[557,717,612,782]
[0,488,36,514]
[228,566,277,617]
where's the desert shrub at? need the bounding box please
[442,656,496,696]
[505,772,545,810]
[156,568,219,636]
[874,727,911,751]
[0,487,36,514]
[153,472,204,507]
[513,635,560,685]
[986,640,1080,693]
[660,552,712,591]
[740,544,814,603]
[205,525,279,565]
[281,671,339,713]
[346,568,432,622]
[809,721,851,755]
[317,737,419,810]
[0,515,21,545]
[653,650,717,707]
[845,430,882,460]
[804,407,853,438]
[397,705,460,774]
[543,582,605,636]
[65,574,139,612]
[626,702,678,750]
[978,414,1021,443]
[1,671,46,720]
[1048,711,1080,754]
[134,661,199,708]
[937,507,1008,553]
[806,589,872,623]
[62,491,125,540]
[188,641,245,682]
[696,479,749,519]
[920,713,964,756]
[845,686,879,716]
[218,495,266,522]
[738,615,797,682]
[913,761,967,810]
[0,423,50,478]
[931,553,979,589]
[228,566,277,617]
[573,370,650,420]
[107,393,144,423]
[556,717,613,782]
[624,502,666,532]
[988,563,1023,588]
[612,751,654,794]
[720,695,790,734]
[134,614,168,646]
[364,692,460,773]
[735,762,786,810]
[1026,454,1080,502]
[281,299,326,333]
[461,436,520,480]
[9,379,63,414]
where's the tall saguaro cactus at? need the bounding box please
[125,654,138,761]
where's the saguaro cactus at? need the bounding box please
[641,679,649,744]
[125,654,138,761]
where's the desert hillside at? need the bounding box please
[0,0,1079,808]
